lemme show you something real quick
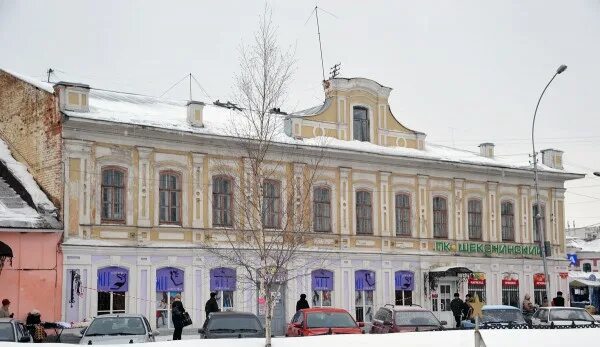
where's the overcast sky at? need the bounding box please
[1,0,600,228]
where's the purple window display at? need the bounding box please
[355,270,376,291]
[210,268,236,291]
[98,267,129,292]
[156,267,184,292]
[394,271,414,291]
[312,269,334,291]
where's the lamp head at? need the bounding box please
[557,65,567,74]
[593,172,600,177]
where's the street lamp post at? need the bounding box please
[531,64,567,302]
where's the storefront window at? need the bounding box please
[468,272,486,302]
[311,269,333,307]
[533,273,547,306]
[394,271,414,305]
[210,267,236,311]
[355,270,375,322]
[97,267,128,315]
[156,267,184,329]
[501,276,519,307]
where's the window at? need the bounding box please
[262,180,281,229]
[355,270,375,322]
[395,290,413,306]
[159,171,181,224]
[212,176,233,227]
[468,199,482,240]
[97,292,126,316]
[313,187,332,232]
[312,269,333,307]
[356,191,373,235]
[395,193,411,236]
[101,167,126,222]
[501,279,519,308]
[532,203,546,242]
[394,271,414,306]
[432,197,448,238]
[353,107,370,142]
[583,263,592,273]
[501,201,515,241]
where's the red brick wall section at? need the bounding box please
[0,70,63,214]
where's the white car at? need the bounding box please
[531,307,597,327]
[79,314,159,345]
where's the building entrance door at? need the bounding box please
[432,280,455,328]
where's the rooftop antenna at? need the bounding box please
[189,73,192,101]
[46,68,54,83]
[305,6,337,83]
[329,63,341,79]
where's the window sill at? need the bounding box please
[100,221,127,225]
[158,224,183,228]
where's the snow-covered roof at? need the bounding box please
[566,238,600,253]
[0,68,55,94]
[3,69,582,175]
[288,98,332,118]
[0,139,59,229]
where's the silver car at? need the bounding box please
[0,318,32,343]
[79,314,159,345]
[531,307,597,327]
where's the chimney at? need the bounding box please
[54,81,90,112]
[187,101,205,127]
[479,143,495,158]
[541,148,564,169]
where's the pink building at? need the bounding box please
[0,138,62,322]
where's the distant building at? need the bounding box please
[566,223,600,241]
[0,68,584,333]
[0,138,62,321]
[566,234,600,310]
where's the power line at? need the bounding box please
[159,74,190,98]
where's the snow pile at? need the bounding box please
[0,139,56,213]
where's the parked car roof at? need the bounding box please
[537,307,586,310]
[300,307,351,313]
[386,305,429,311]
[91,313,147,318]
[0,318,15,323]
[483,305,521,310]
[209,311,259,317]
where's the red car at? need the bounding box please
[286,308,365,337]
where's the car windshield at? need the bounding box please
[395,311,440,326]
[0,323,15,342]
[550,309,595,322]
[85,317,146,336]
[306,312,357,328]
[208,316,263,332]
[482,309,526,324]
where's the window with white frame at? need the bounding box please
[101,167,126,223]
[433,196,448,238]
[353,107,370,142]
[501,201,515,241]
[262,180,281,229]
[468,199,483,240]
[159,171,182,224]
[212,176,233,227]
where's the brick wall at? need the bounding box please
[0,70,63,214]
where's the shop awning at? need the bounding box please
[570,279,600,288]
[429,266,473,276]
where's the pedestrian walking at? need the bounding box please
[171,294,185,341]
[450,293,464,328]
[205,292,220,319]
[462,294,473,321]
[522,294,536,326]
[296,294,310,312]
[552,291,565,307]
[0,299,13,318]
[542,296,549,307]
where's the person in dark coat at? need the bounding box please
[450,293,464,328]
[462,294,473,321]
[205,292,220,319]
[296,294,310,312]
[171,294,185,341]
[552,291,565,307]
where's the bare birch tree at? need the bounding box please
[202,6,328,347]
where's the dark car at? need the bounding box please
[199,312,265,339]
[0,318,32,343]
[461,305,527,329]
[371,305,446,333]
[286,308,364,337]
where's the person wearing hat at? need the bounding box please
[296,294,310,312]
[0,299,13,318]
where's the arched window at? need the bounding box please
[313,187,331,232]
[353,107,370,142]
[212,176,233,227]
[432,196,448,238]
[262,180,281,229]
[583,263,592,273]
[356,190,373,235]
[532,203,546,242]
[395,193,411,236]
[501,201,515,241]
[159,171,182,224]
[468,199,483,240]
[101,167,126,223]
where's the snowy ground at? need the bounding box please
[8,328,600,346]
